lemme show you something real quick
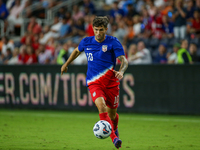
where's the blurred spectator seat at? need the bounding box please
[190,38,199,46]
[149,38,159,48]
[159,38,169,47]
[168,37,179,47]
[197,48,200,57]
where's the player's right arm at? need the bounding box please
[61,47,81,75]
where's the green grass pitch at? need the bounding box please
[0,110,200,150]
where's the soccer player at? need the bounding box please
[61,16,128,149]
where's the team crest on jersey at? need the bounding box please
[102,45,107,52]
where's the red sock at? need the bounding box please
[99,112,117,142]
[111,113,119,131]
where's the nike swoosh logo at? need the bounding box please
[86,48,92,50]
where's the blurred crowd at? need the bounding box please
[0,0,200,65]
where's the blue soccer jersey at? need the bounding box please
[78,35,125,87]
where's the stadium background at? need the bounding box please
[0,1,200,150]
[0,0,200,114]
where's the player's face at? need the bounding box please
[93,26,108,42]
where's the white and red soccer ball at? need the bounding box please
[93,120,112,139]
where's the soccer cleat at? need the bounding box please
[113,137,122,149]
[115,128,119,138]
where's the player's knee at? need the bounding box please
[97,104,107,113]
[95,97,107,113]
[95,100,107,113]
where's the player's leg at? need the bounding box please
[105,86,120,137]
[107,107,119,138]
[89,84,121,148]
[106,107,121,149]
[104,85,122,149]
[95,97,118,141]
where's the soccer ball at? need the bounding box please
[93,120,112,139]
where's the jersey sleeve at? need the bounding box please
[78,38,85,52]
[113,38,125,58]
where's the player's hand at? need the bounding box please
[61,65,68,75]
[113,70,124,80]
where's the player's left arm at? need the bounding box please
[114,55,128,80]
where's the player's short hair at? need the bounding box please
[93,16,109,28]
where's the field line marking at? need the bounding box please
[1,112,200,123]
